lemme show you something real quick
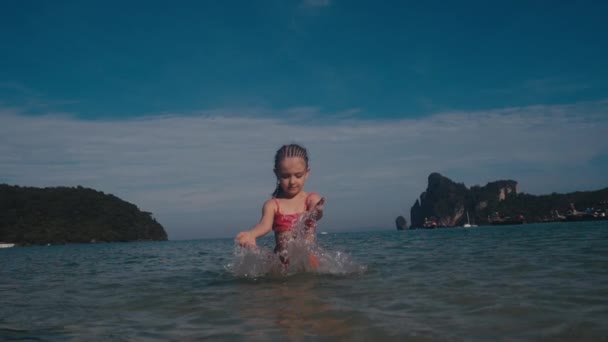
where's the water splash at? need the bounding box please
[227,211,365,278]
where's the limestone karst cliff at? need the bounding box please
[406,173,607,228]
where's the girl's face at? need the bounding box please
[274,157,310,198]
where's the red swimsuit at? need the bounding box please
[272,193,318,233]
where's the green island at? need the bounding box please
[397,173,608,229]
[0,184,168,246]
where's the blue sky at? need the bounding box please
[1,1,608,239]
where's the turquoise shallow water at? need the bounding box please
[1,221,607,341]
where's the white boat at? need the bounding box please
[463,212,477,228]
[0,243,15,248]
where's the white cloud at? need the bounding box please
[1,101,607,239]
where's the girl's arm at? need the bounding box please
[235,200,275,248]
[304,194,325,242]
[307,193,325,221]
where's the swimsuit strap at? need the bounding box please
[274,193,317,213]
[272,198,281,214]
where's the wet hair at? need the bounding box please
[272,144,309,198]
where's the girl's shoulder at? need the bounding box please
[262,198,279,212]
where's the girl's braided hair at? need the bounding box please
[272,144,309,198]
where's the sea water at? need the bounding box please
[1,221,607,340]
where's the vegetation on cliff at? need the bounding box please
[0,184,168,245]
[408,173,608,228]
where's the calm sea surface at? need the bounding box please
[1,221,607,341]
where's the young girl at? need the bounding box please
[235,144,325,266]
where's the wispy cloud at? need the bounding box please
[521,77,591,95]
[1,101,607,239]
[0,82,79,112]
[484,77,591,97]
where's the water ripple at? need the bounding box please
[1,222,607,340]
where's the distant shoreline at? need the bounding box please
[404,173,608,230]
[0,184,168,246]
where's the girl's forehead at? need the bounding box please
[277,157,308,171]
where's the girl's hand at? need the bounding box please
[304,197,325,229]
[236,231,257,248]
[310,197,325,220]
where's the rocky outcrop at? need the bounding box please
[405,173,608,228]
[409,173,518,228]
[395,216,408,230]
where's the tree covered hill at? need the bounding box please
[0,184,168,245]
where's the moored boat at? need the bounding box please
[423,217,438,229]
[488,212,525,225]
[463,212,477,228]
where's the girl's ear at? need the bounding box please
[304,168,311,180]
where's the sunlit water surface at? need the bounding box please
[1,221,607,340]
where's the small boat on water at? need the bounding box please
[423,217,438,229]
[563,204,606,222]
[0,243,15,248]
[488,213,525,225]
[463,212,478,228]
